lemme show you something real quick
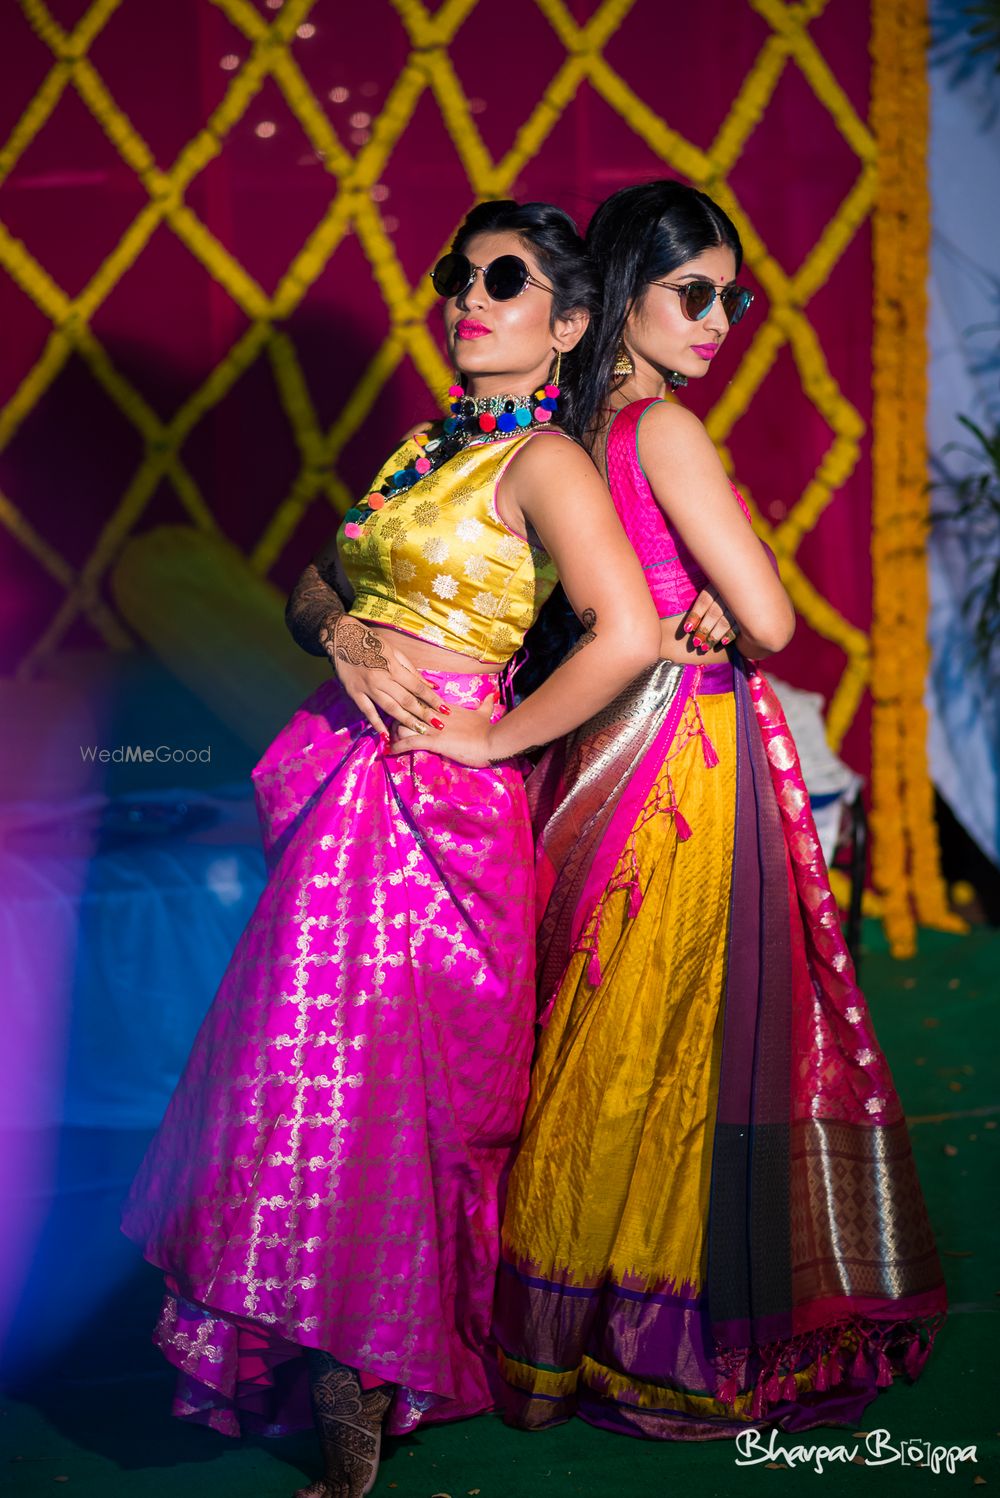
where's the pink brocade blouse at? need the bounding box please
[606,396,750,618]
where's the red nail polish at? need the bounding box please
[439,704,452,715]
[431,717,444,730]
[721,636,731,646]
[683,620,695,633]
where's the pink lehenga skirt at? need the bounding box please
[121,669,537,1437]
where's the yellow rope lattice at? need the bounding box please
[0,0,952,950]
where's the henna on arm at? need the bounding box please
[561,607,597,664]
[285,561,347,658]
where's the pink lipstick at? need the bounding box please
[456,320,490,339]
[691,344,719,360]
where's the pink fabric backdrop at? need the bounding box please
[0,0,872,771]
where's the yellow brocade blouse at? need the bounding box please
[337,429,564,665]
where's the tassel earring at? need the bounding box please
[531,351,561,424]
[613,342,635,380]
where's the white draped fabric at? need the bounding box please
[927,60,1000,864]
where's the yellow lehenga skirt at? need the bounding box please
[497,689,740,1435]
[493,658,945,1440]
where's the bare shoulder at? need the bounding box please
[504,428,597,484]
[636,402,728,501]
[636,399,714,462]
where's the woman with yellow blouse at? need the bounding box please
[122,200,659,1498]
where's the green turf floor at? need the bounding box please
[3,921,998,1498]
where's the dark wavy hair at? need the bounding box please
[575,179,743,442]
[449,199,600,443]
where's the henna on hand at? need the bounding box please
[561,607,597,664]
[332,614,390,672]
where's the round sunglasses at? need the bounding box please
[650,278,754,326]
[431,251,553,302]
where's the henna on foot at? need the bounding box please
[295,1351,394,1498]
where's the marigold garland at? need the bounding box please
[869,0,963,953]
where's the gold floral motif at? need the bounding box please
[341,435,558,658]
[802,882,826,912]
[779,782,807,817]
[790,829,819,865]
[765,734,796,771]
[472,590,499,617]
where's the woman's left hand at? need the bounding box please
[386,695,498,768]
[680,588,739,652]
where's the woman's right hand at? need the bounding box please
[386,694,497,767]
[327,615,450,741]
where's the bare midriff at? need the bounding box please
[365,622,504,677]
[369,617,719,678]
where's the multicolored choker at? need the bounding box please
[444,383,560,437]
[342,384,561,538]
